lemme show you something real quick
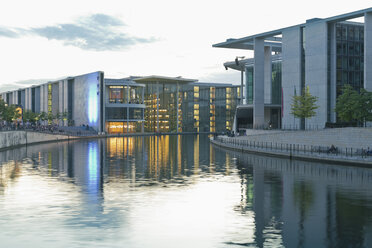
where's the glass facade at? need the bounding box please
[335,23,364,96]
[141,82,238,133]
[143,83,179,133]
[245,62,282,105]
[104,79,238,134]
[105,81,145,134]
[271,61,282,105]
[108,85,144,104]
[246,66,254,104]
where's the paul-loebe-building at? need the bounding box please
[214,7,372,131]
[0,73,239,134]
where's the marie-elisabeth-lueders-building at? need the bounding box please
[0,72,239,134]
[214,7,372,131]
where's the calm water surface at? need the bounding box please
[1,135,372,248]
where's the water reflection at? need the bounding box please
[226,147,372,248]
[0,135,372,247]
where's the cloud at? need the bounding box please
[0,26,20,38]
[0,14,156,51]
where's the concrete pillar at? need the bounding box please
[28,88,31,110]
[14,91,18,106]
[240,70,244,105]
[40,85,44,112]
[59,81,63,114]
[282,27,302,130]
[127,85,130,133]
[25,89,29,110]
[264,46,272,104]
[305,21,328,129]
[253,38,265,129]
[329,23,337,123]
[365,12,372,91]
[156,82,159,132]
[176,83,179,132]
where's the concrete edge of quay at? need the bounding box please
[0,131,212,152]
[210,138,372,168]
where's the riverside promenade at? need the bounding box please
[211,128,372,166]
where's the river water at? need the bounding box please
[0,135,372,248]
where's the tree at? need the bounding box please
[47,112,54,124]
[354,89,372,127]
[23,110,38,123]
[38,111,47,125]
[0,99,6,119]
[2,104,21,123]
[335,85,359,123]
[55,112,61,125]
[291,86,319,129]
[335,85,372,126]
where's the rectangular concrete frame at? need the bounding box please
[305,21,328,129]
[281,26,302,130]
[253,38,265,129]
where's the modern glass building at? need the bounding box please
[0,72,239,134]
[213,8,372,130]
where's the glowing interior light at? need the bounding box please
[88,78,99,125]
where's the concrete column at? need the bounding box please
[156,82,159,132]
[282,27,302,130]
[305,21,328,129]
[27,88,31,110]
[365,12,372,91]
[240,70,244,105]
[14,91,18,106]
[176,83,179,132]
[25,89,29,110]
[253,38,265,129]
[264,46,272,104]
[127,85,130,133]
[329,23,337,123]
[40,85,44,112]
[59,81,63,114]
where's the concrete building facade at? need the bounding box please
[0,72,239,134]
[214,8,372,131]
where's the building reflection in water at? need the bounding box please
[104,134,216,182]
[224,146,372,248]
[1,135,372,247]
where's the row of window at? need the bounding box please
[336,41,364,56]
[336,56,364,70]
[336,24,364,41]
[106,107,144,120]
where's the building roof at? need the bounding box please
[213,7,372,51]
[132,75,197,84]
[224,54,282,71]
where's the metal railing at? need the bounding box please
[213,136,372,161]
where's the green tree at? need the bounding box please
[23,110,38,123]
[336,85,372,126]
[2,105,21,123]
[354,89,372,127]
[38,111,47,124]
[47,112,54,124]
[0,99,6,119]
[335,84,359,123]
[291,86,319,129]
[55,111,61,125]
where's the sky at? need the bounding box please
[0,0,371,92]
